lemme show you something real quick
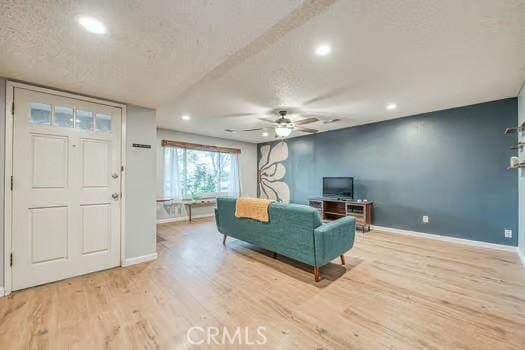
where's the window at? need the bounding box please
[29,103,111,133]
[54,106,74,128]
[76,109,94,130]
[162,143,240,199]
[30,103,51,125]
[95,113,112,132]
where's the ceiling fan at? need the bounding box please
[225,110,337,138]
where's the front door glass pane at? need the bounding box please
[76,110,94,130]
[95,113,112,132]
[54,106,74,128]
[30,103,51,125]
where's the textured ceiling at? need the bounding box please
[1,0,524,143]
[157,0,525,143]
[0,0,305,107]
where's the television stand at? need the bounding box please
[308,197,373,233]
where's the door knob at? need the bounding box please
[112,173,119,179]
[112,193,120,200]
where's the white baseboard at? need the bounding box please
[0,286,5,298]
[518,248,525,267]
[157,213,215,224]
[370,225,518,252]
[122,252,158,267]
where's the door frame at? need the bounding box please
[3,81,128,295]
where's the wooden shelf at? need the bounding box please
[309,198,374,233]
[505,128,523,135]
[324,211,346,216]
[505,122,525,135]
[508,163,525,170]
[505,122,523,167]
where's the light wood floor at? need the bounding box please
[1,218,525,349]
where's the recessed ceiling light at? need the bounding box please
[386,103,397,111]
[181,115,191,121]
[315,44,332,56]
[262,131,269,137]
[77,16,107,35]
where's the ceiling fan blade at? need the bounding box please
[225,128,264,133]
[302,87,349,106]
[295,117,319,125]
[300,113,345,124]
[296,127,319,133]
[219,112,259,118]
[323,118,341,124]
[259,117,278,124]
[302,81,366,106]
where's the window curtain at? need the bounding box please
[162,147,183,201]
[230,153,241,197]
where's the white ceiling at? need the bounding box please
[157,0,525,143]
[1,0,524,143]
[0,0,305,107]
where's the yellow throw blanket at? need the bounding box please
[235,197,274,223]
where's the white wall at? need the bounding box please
[518,82,525,259]
[156,128,257,222]
[125,105,157,260]
[0,78,5,286]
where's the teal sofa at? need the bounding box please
[214,197,356,282]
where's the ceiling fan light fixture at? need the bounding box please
[275,126,292,137]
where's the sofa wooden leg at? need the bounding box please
[314,267,320,282]
[222,234,227,245]
[273,252,278,259]
[340,255,346,265]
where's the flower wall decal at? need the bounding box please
[258,141,290,202]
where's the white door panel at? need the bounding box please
[81,204,112,255]
[30,206,69,264]
[31,134,69,188]
[12,88,122,290]
[81,138,111,188]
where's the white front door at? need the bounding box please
[11,87,122,290]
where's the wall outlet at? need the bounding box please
[504,229,512,238]
[422,216,430,224]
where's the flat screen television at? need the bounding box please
[323,177,354,199]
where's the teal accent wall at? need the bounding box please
[258,98,518,246]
